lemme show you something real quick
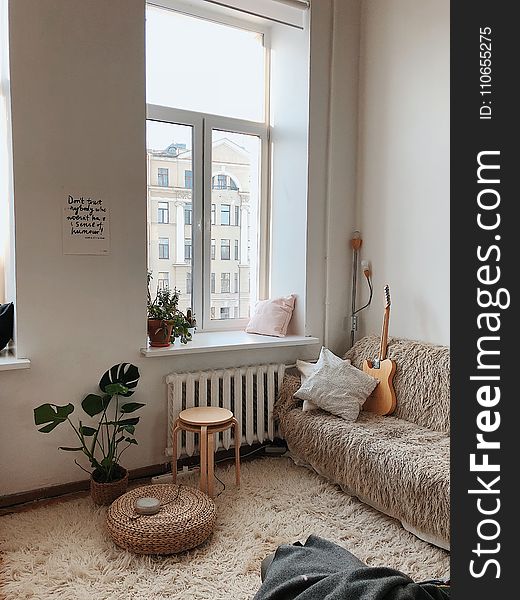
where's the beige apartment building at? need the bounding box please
[147,138,252,322]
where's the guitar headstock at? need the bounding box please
[384,284,391,308]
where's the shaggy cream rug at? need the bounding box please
[0,457,449,600]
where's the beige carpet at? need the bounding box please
[0,457,449,600]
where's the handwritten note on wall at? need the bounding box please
[62,195,110,255]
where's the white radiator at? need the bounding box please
[165,364,286,458]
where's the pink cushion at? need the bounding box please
[245,295,296,337]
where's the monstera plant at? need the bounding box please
[34,363,143,504]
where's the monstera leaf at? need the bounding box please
[34,403,75,433]
[99,363,140,397]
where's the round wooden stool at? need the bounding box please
[172,406,240,498]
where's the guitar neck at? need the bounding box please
[378,306,390,361]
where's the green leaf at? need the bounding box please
[118,417,140,427]
[38,421,62,433]
[81,394,106,417]
[122,424,135,434]
[99,363,140,397]
[125,438,138,445]
[120,402,145,414]
[59,446,83,452]
[104,383,128,396]
[79,426,97,436]
[106,417,140,427]
[34,403,74,429]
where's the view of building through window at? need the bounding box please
[146,4,266,326]
[146,121,261,321]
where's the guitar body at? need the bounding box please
[362,357,397,415]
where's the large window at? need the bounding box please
[184,203,192,225]
[146,3,268,329]
[220,204,231,226]
[157,201,169,224]
[158,167,169,187]
[221,273,230,294]
[221,239,230,261]
[158,237,169,259]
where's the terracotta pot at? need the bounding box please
[147,319,174,347]
[90,465,129,505]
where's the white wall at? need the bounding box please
[0,0,335,497]
[355,0,450,345]
[305,0,361,356]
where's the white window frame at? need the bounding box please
[146,2,271,332]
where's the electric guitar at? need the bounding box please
[362,285,397,415]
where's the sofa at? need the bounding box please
[275,335,450,550]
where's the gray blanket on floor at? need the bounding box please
[253,535,450,600]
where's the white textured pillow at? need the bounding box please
[294,360,378,421]
[245,295,296,337]
[296,347,350,411]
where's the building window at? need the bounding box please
[212,174,238,191]
[221,204,231,226]
[221,273,230,293]
[184,203,192,225]
[159,237,169,259]
[184,238,192,262]
[158,167,169,187]
[234,273,239,293]
[221,239,230,260]
[234,306,239,318]
[146,4,267,327]
[186,272,192,294]
[220,307,230,319]
[158,272,169,290]
[158,201,169,224]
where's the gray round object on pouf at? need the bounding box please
[106,484,216,555]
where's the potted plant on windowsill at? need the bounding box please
[147,272,194,347]
[33,363,143,505]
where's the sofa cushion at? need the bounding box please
[344,336,450,434]
[275,375,450,547]
[295,359,378,421]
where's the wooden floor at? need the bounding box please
[0,472,158,516]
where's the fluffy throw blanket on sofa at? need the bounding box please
[275,336,450,548]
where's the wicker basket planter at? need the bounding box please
[106,484,216,554]
[90,466,129,506]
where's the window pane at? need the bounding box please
[159,237,169,259]
[221,239,230,260]
[221,273,230,294]
[220,204,230,225]
[210,130,260,320]
[146,6,265,121]
[147,120,193,314]
[184,203,192,225]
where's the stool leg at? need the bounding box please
[207,430,215,498]
[233,418,240,488]
[172,420,181,484]
[200,425,208,494]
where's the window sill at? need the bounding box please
[0,354,31,371]
[140,330,320,357]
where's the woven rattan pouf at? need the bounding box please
[106,484,216,555]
